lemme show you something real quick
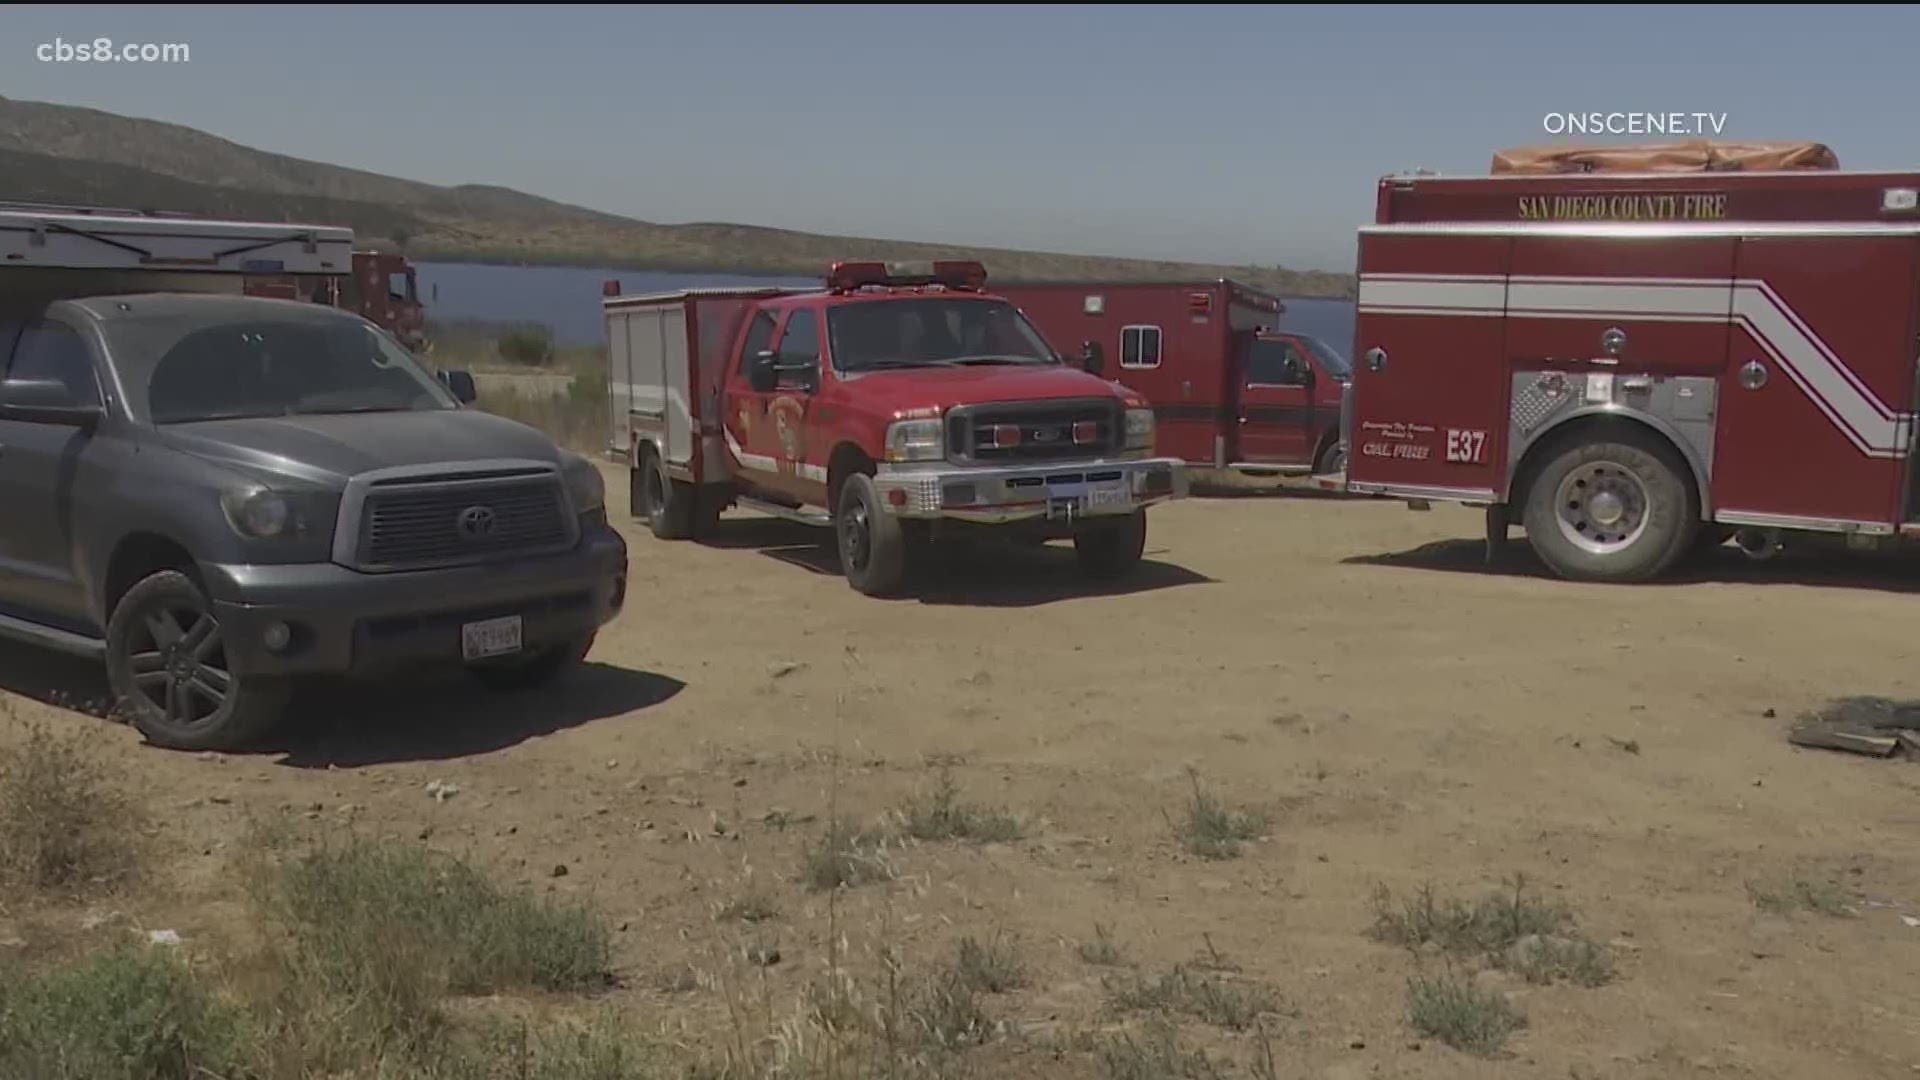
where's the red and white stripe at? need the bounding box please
[1357,273,1912,459]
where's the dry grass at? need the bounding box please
[954,932,1026,994]
[1747,875,1854,917]
[1407,972,1526,1056]
[1369,876,1615,987]
[0,942,253,1080]
[1105,965,1282,1032]
[0,720,141,900]
[1079,923,1126,967]
[797,819,895,893]
[897,768,1023,844]
[1095,1019,1229,1080]
[1171,771,1268,861]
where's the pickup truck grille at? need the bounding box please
[351,471,574,571]
[947,399,1122,464]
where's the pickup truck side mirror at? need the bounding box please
[1079,340,1105,376]
[440,369,477,405]
[0,378,102,427]
[747,350,778,393]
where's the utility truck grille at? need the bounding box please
[349,468,575,571]
[946,399,1121,463]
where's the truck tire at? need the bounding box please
[1074,512,1148,580]
[106,570,290,751]
[835,473,908,596]
[636,447,696,540]
[1521,430,1697,583]
[469,633,595,691]
[1315,440,1347,476]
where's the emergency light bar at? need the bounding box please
[827,260,988,293]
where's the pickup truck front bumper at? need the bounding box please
[872,457,1187,524]
[199,522,628,678]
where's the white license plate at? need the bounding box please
[1087,484,1129,508]
[461,615,523,661]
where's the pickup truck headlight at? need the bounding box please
[884,418,944,463]
[221,486,333,540]
[1123,408,1155,452]
[562,453,606,514]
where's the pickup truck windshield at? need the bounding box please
[827,298,1056,372]
[103,313,457,424]
[1298,334,1352,379]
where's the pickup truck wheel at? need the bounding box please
[638,449,696,540]
[106,571,288,751]
[1521,432,1696,582]
[835,473,907,596]
[1315,440,1347,476]
[469,633,595,691]
[1074,512,1148,580]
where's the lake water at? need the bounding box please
[416,261,1359,356]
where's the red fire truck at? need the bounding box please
[243,250,427,352]
[1341,141,1920,581]
[995,281,1350,479]
[602,261,1187,595]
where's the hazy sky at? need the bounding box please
[6,5,1915,271]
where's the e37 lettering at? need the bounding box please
[1445,428,1487,464]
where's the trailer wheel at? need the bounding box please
[637,446,697,540]
[1521,430,1696,582]
[1074,511,1148,580]
[835,473,907,596]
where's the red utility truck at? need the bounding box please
[243,250,427,352]
[995,282,1350,480]
[603,261,1188,595]
[1342,141,1920,580]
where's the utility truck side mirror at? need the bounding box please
[1079,340,1104,376]
[747,350,778,393]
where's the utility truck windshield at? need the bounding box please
[105,310,456,424]
[827,298,1056,372]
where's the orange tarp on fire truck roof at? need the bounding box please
[1491,140,1838,175]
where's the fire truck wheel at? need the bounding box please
[1521,433,1696,582]
[836,473,908,596]
[637,448,696,540]
[1315,440,1348,476]
[1074,512,1148,580]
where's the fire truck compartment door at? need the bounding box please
[1713,235,1918,527]
[1348,234,1511,498]
[620,305,694,468]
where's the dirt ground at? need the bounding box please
[7,465,1920,1078]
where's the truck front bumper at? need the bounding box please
[198,523,628,678]
[872,457,1187,523]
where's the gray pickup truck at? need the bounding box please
[0,293,628,749]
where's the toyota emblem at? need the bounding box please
[456,505,497,540]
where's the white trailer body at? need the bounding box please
[0,206,353,277]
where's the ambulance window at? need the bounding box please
[776,310,819,363]
[741,311,777,364]
[1120,325,1161,369]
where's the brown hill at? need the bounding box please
[0,96,1354,298]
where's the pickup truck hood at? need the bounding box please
[849,365,1137,412]
[158,409,564,487]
